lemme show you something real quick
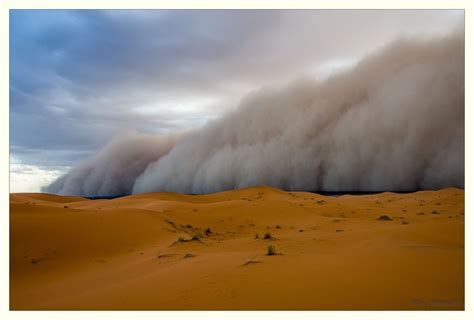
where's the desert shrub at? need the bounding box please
[267,245,277,256]
[192,233,203,240]
[263,232,272,240]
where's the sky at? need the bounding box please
[9,9,463,192]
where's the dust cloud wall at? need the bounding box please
[45,31,464,196]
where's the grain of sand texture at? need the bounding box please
[10,187,464,310]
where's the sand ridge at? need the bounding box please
[10,187,464,310]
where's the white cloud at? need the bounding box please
[10,157,68,193]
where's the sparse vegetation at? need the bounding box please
[263,232,272,240]
[431,211,440,214]
[164,219,175,226]
[157,253,177,259]
[184,253,195,258]
[255,233,259,239]
[192,233,203,240]
[267,245,277,256]
[402,221,409,225]
[172,233,203,245]
[205,228,212,235]
[275,225,281,229]
[378,215,392,221]
[242,260,262,267]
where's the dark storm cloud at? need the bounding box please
[10,10,284,167]
[10,10,463,191]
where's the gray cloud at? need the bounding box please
[45,29,464,195]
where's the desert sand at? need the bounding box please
[10,187,464,310]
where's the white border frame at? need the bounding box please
[1,1,470,319]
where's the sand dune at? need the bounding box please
[10,187,464,310]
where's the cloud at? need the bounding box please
[43,132,180,196]
[45,29,464,195]
[10,10,463,166]
[10,157,68,193]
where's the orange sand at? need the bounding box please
[10,187,464,310]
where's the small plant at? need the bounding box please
[267,245,277,256]
[184,253,195,258]
[164,219,175,226]
[242,260,262,267]
[378,215,392,221]
[263,232,272,240]
[275,225,281,229]
[192,233,203,241]
[205,228,212,235]
[255,233,259,239]
[402,221,409,225]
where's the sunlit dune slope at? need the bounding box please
[10,187,464,310]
